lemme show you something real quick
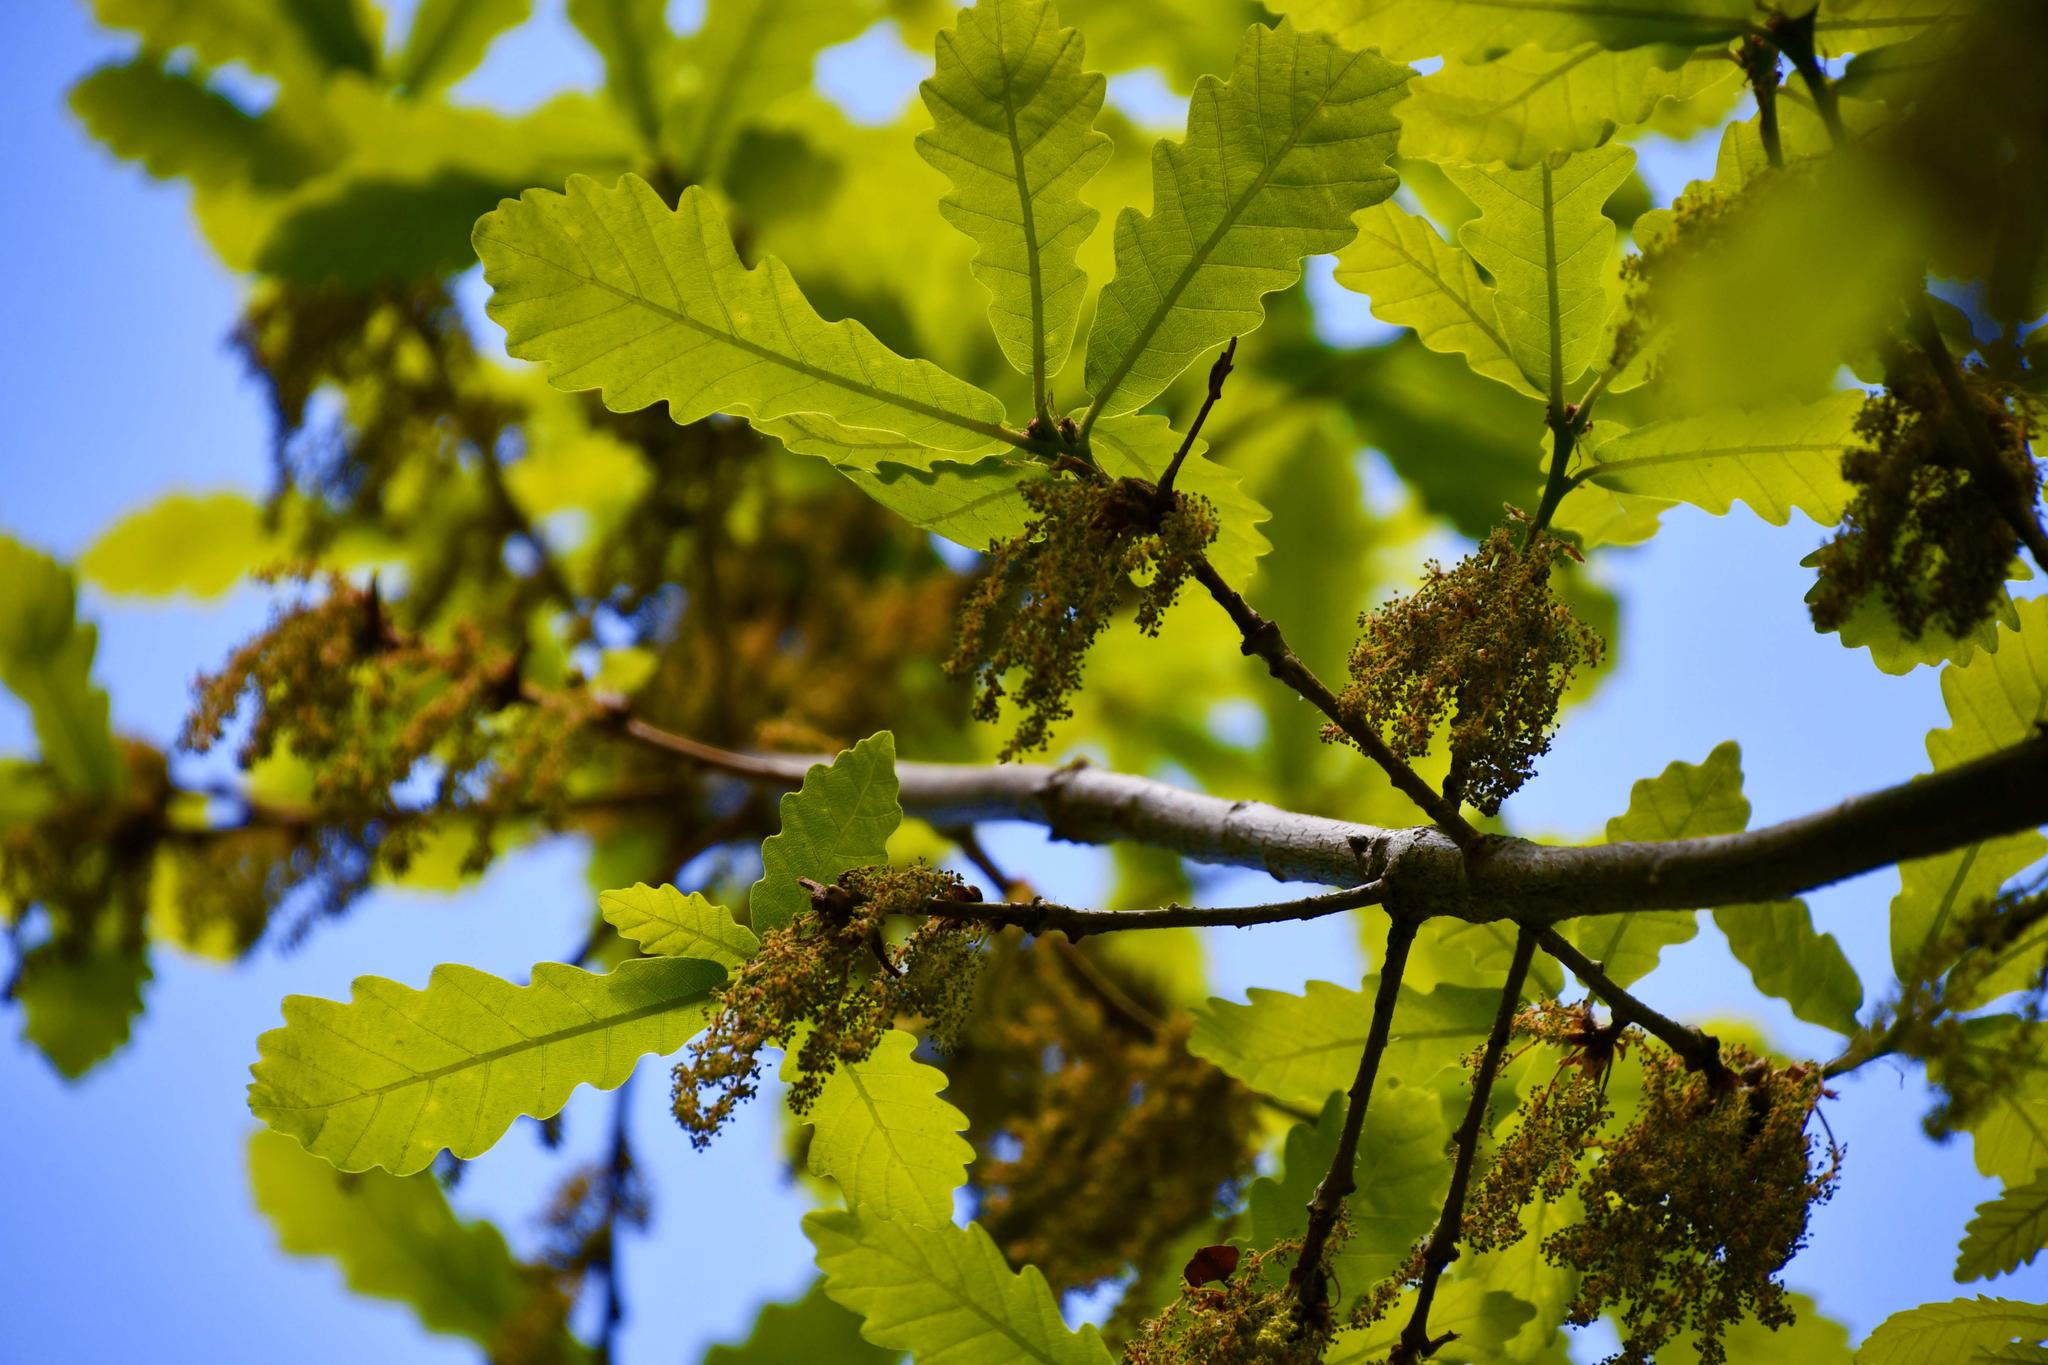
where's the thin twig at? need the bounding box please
[594,1075,635,1362]
[1192,561,1483,849]
[1530,923,1727,1081]
[1293,914,1420,1319]
[1157,337,1238,503]
[1395,929,1537,1364]
[910,881,1388,938]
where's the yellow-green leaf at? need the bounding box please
[247,956,725,1174]
[1958,1175,2048,1284]
[807,1210,1114,1364]
[15,938,150,1080]
[704,1279,898,1364]
[802,1029,973,1226]
[1446,144,1635,401]
[1267,0,1752,64]
[1712,902,1862,1035]
[749,732,902,937]
[1334,199,1536,397]
[80,492,276,599]
[916,0,1112,394]
[670,0,880,182]
[1089,413,1273,583]
[0,536,121,797]
[474,176,1014,466]
[391,0,530,96]
[599,882,760,968]
[1082,20,1408,425]
[1858,1296,2048,1365]
[566,0,678,145]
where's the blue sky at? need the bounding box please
[2,2,2043,1361]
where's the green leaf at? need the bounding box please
[1089,413,1273,583]
[474,177,1014,465]
[1326,1281,1538,1364]
[15,939,150,1080]
[1264,0,1753,63]
[1081,20,1407,425]
[1938,1020,2048,1185]
[1333,200,1537,398]
[566,0,678,145]
[749,733,903,937]
[1712,902,1862,1035]
[916,0,1112,397]
[1928,595,2048,771]
[1804,553,2028,677]
[0,535,121,797]
[391,0,531,97]
[247,1129,536,1346]
[1655,1290,1852,1364]
[670,0,880,182]
[68,62,316,191]
[1445,144,1635,402]
[1569,392,1864,526]
[599,882,760,968]
[1568,740,1757,987]
[88,0,379,80]
[1187,977,1500,1112]
[1958,1175,2048,1283]
[79,492,276,599]
[1892,834,2048,987]
[802,1029,973,1225]
[807,1210,1114,1364]
[839,458,1038,549]
[1399,44,1739,169]
[1858,1297,2048,1365]
[703,1278,899,1364]
[247,955,726,1174]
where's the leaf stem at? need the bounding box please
[1395,927,1536,1364]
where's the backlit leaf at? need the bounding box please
[475,177,1015,465]
[670,0,880,182]
[1445,144,1634,401]
[1089,413,1273,583]
[1266,0,1753,63]
[87,0,379,81]
[1082,21,1407,424]
[566,0,678,145]
[916,0,1112,393]
[80,492,276,599]
[1958,1175,2048,1283]
[0,536,121,797]
[599,882,761,969]
[802,1029,973,1225]
[1712,902,1862,1035]
[15,937,150,1080]
[1858,1297,2048,1365]
[68,62,317,191]
[391,0,532,97]
[807,1210,1114,1364]
[749,733,903,937]
[248,956,726,1173]
[704,1278,899,1364]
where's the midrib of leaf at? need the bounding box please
[1080,46,1366,437]
[843,1062,923,1195]
[994,9,1052,419]
[1458,0,1916,31]
[1542,160,1563,409]
[475,230,1026,451]
[685,0,782,177]
[265,990,700,1108]
[1353,218,1517,361]
[1577,443,1846,487]
[1474,44,1601,119]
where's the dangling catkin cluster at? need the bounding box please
[1462,1014,1620,1254]
[1546,1045,1839,1365]
[1810,362,2040,641]
[948,475,1218,759]
[1332,524,1602,814]
[947,931,1257,1294]
[1124,1239,1331,1365]
[671,864,983,1146]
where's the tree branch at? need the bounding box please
[1530,922,1727,1080]
[1294,914,1420,1319]
[1156,337,1237,503]
[604,708,2048,929]
[908,880,1388,938]
[1191,561,1483,849]
[1396,928,1537,1364]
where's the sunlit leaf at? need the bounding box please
[749,733,903,937]
[248,956,726,1174]
[670,0,881,182]
[1266,0,1751,64]
[807,1210,1114,1363]
[916,0,1112,394]
[0,536,121,797]
[801,1029,973,1225]
[1711,901,1862,1035]
[80,492,276,600]
[1857,1296,2048,1365]
[567,0,679,145]
[1958,1175,2048,1284]
[1089,413,1273,583]
[599,882,760,968]
[1082,20,1407,423]
[87,0,379,81]
[703,1278,899,1364]
[15,937,150,1080]
[68,62,318,191]
[475,177,1015,464]
[391,0,532,97]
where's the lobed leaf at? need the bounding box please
[1446,144,1635,401]
[916,0,1112,394]
[1334,199,1535,397]
[1400,43,1740,169]
[1712,902,1862,1035]
[1571,391,1864,526]
[1857,1296,2048,1365]
[1326,1281,1538,1363]
[68,62,316,192]
[1187,976,1500,1112]
[0,536,122,797]
[703,1278,899,1364]
[670,0,880,182]
[1082,20,1407,425]
[1928,595,2048,772]
[807,1210,1114,1364]
[1958,1175,2048,1283]
[749,732,903,937]
[247,1129,540,1346]
[801,1029,973,1226]
[87,0,379,81]
[1266,0,1753,63]
[566,0,678,145]
[474,177,1014,466]
[599,882,760,968]
[15,937,150,1080]
[391,0,531,96]
[1089,413,1273,582]
[80,492,276,600]
[248,956,726,1174]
